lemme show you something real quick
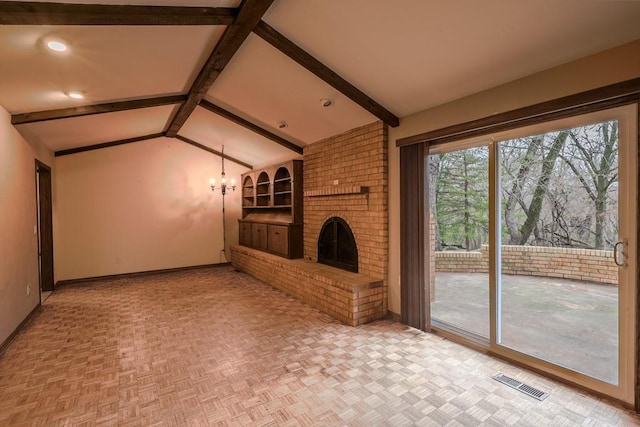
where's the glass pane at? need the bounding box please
[498,120,619,385]
[429,146,490,338]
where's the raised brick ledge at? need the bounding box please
[230,245,385,326]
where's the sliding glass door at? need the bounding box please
[428,104,637,403]
[498,120,623,385]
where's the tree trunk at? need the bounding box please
[594,195,606,249]
[428,155,441,251]
[463,154,470,251]
[518,131,568,245]
[593,122,617,249]
[504,137,542,244]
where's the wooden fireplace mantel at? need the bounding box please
[303,185,369,197]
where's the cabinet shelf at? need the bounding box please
[242,175,255,206]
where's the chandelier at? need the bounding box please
[209,145,236,196]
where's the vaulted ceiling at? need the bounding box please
[2,0,640,169]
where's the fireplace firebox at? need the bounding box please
[317,217,358,272]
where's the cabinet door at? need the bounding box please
[239,221,252,246]
[268,225,289,256]
[251,223,268,250]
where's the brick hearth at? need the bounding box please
[230,245,384,326]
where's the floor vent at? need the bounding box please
[492,373,549,401]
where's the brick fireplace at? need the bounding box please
[231,121,389,325]
[303,121,389,312]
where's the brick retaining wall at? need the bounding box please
[436,245,617,284]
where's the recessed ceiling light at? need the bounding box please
[277,121,288,129]
[43,37,70,55]
[66,91,84,100]
[47,40,68,53]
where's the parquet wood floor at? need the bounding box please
[1,266,638,426]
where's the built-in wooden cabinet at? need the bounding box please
[238,160,303,258]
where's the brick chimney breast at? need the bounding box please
[303,121,389,313]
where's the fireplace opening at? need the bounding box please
[317,217,358,273]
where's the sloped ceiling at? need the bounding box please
[2,0,640,169]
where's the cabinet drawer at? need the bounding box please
[238,221,252,246]
[268,225,289,256]
[251,223,268,250]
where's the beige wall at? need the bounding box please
[55,137,247,280]
[0,105,55,345]
[388,39,640,315]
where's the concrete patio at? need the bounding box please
[431,272,618,384]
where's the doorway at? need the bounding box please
[35,160,54,300]
[427,104,637,404]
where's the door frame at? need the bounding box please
[35,159,54,298]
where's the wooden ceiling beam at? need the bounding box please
[0,1,236,25]
[12,95,186,125]
[200,100,303,155]
[254,20,400,128]
[165,0,275,137]
[175,135,253,170]
[54,132,164,157]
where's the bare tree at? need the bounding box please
[434,120,618,252]
[561,121,618,249]
[503,136,542,244]
[502,131,568,245]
